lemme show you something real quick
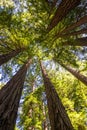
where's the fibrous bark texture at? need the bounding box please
[0,59,32,130]
[40,62,73,130]
[48,0,81,31]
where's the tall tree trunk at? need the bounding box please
[60,63,87,86]
[61,15,87,34]
[48,0,81,31]
[40,62,73,130]
[0,58,32,130]
[55,28,87,39]
[0,48,24,66]
[42,102,48,130]
[62,37,87,46]
[28,81,35,130]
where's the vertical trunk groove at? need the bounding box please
[40,62,73,130]
[0,58,32,130]
[48,0,81,31]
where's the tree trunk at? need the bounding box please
[60,63,87,86]
[0,58,32,130]
[42,102,48,130]
[40,62,73,130]
[55,28,87,39]
[61,15,87,34]
[48,0,81,31]
[0,48,24,66]
[28,81,35,130]
[62,37,87,46]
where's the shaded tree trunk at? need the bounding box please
[40,62,73,130]
[48,0,81,31]
[0,58,32,130]
[61,15,87,34]
[62,37,87,46]
[60,63,87,86]
[55,28,87,39]
[0,48,24,66]
[28,81,35,130]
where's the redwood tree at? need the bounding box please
[0,48,24,66]
[48,0,81,31]
[40,62,73,130]
[61,37,87,46]
[0,58,32,130]
[55,28,87,39]
[60,63,87,86]
[61,15,87,34]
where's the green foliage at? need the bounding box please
[0,0,87,130]
[15,127,20,130]
[20,86,47,130]
[20,68,87,130]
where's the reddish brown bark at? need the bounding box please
[0,58,32,130]
[48,0,81,31]
[60,63,87,86]
[0,48,24,66]
[40,62,73,130]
